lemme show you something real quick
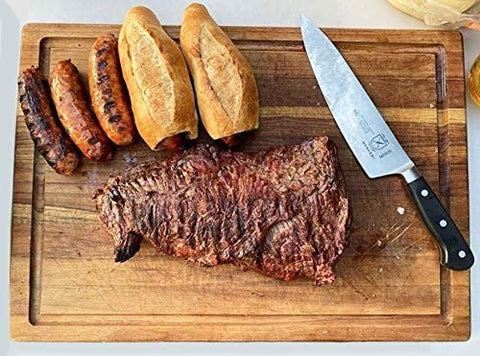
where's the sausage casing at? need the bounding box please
[50,60,112,161]
[18,67,80,175]
[161,133,184,151]
[221,134,241,146]
[88,34,136,146]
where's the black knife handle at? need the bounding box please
[407,176,474,270]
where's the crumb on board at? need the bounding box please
[396,206,405,215]
[379,267,383,273]
[123,152,139,166]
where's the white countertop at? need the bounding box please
[0,0,478,355]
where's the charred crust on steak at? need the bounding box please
[95,136,351,285]
[114,231,143,263]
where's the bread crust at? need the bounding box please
[180,3,259,140]
[118,6,197,150]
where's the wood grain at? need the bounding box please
[10,24,470,341]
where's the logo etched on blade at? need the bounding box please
[369,134,389,151]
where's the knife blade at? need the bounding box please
[300,15,474,270]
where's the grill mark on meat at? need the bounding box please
[98,74,110,83]
[108,114,121,123]
[94,137,351,285]
[97,60,107,69]
[96,48,107,57]
[104,101,116,112]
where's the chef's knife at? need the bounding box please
[300,15,474,270]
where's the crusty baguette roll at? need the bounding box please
[118,6,197,150]
[180,3,259,142]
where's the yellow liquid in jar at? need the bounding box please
[468,55,480,105]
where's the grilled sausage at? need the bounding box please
[50,60,112,161]
[18,67,80,175]
[161,134,183,151]
[221,134,241,146]
[88,34,136,146]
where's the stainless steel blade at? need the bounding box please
[300,15,418,181]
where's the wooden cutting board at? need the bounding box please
[10,24,470,341]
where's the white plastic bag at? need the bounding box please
[387,0,480,29]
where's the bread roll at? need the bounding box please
[118,6,197,150]
[180,3,259,143]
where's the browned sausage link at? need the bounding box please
[18,67,80,175]
[50,60,113,161]
[89,34,136,146]
[162,134,184,151]
[221,134,241,146]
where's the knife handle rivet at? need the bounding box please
[458,250,467,259]
[421,189,429,197]
[439,219,448,228]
